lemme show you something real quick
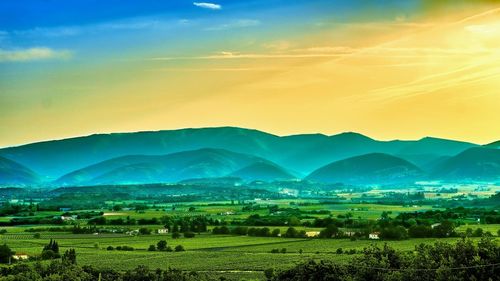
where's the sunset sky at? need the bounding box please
[1,0,500,147]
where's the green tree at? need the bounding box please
[62,249,77,265]
[157,240,167,251]
[0,244,14,264]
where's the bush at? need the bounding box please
[183,231,195,238]
[106,246,114,251]
[33,233,41,239]
[41,249,59,260]
[271,248,280,253]
[174,245,185,252]
[172,232,181,239]
[473,228,484,237]
[166,246,173,252]
[336,248,343,254]
[148,245,156,251]
[139,228,151,235]
[280,248,287,254]
[156,240,167,251]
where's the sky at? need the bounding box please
[1,0,500,147]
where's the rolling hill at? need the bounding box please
[56,148,290,186]
[485,141,500,149]
[0,127,479,181]
[306,153,424,185]
[229,162,297,182]
[0,156,39,186]
[431,147,500,181]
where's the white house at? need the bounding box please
[157,228,169,234]
[369,232,380,240]
[12,253,29,260]
[305,231,320,238]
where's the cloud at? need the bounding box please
[0,47,72,62]
[206,19,261,31]
[193,2,221,10]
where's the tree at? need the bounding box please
[319,224,339,238]
[42,239,60,259]
[62,249,77,265]
[284,227,298,238]
[139,227,151,235]
[157,240,167,251]
[433,221,456,238]
[409,225,432,238]
[0,244,13,264]
[473,228,484,237]
[271,229,281,237]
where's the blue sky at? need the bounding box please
[2,0,499,147]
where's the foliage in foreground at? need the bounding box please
[271,237,500,281]
[0,238,497,280]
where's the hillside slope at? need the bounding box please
[306,153,424,185]
[0,156,39,186]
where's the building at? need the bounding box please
[305,231,320,238]
[12,253,29,260]
[344,231,356,237]
[157,228,169,234]
[431,223,441,229]
[369,232,380,240]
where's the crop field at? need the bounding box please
[0,194,498,280]
[1,230,492,280]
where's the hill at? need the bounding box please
[0,156,39,186]
[306,153,424,185]
[431,147,500,181]
[229,162,296,182]
[0,127,478,180]
[56,148,287,186]
[485,141,500,149]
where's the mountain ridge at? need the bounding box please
[0,127,484,184]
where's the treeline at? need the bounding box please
[270,238,500,281]
[396,207,500,224]
[0,262,213,281]
[212,226,307,238]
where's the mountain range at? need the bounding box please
[0,127,497,187]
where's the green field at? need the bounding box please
[1,231,494,280]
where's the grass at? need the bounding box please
[1,232,488,274]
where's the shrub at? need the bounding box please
[139,228,151,235]
[157,240,167,251]
[183,231,195,238]
[336,248,343,254]
[172,232,181,239]
[106,246,114,251]
[280,248,287,254]
[174,245,185,252]
[148,245,156,251]
[41,249,59,260]
[271,248,280,253]
[166,246,173,252]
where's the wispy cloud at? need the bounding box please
[205,19,260,31]
[0,47,72,62]
[193,2,221,10]
[11,18,183,39]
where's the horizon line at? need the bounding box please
[1,125,494,149]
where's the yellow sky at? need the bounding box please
[2,4,500,147]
